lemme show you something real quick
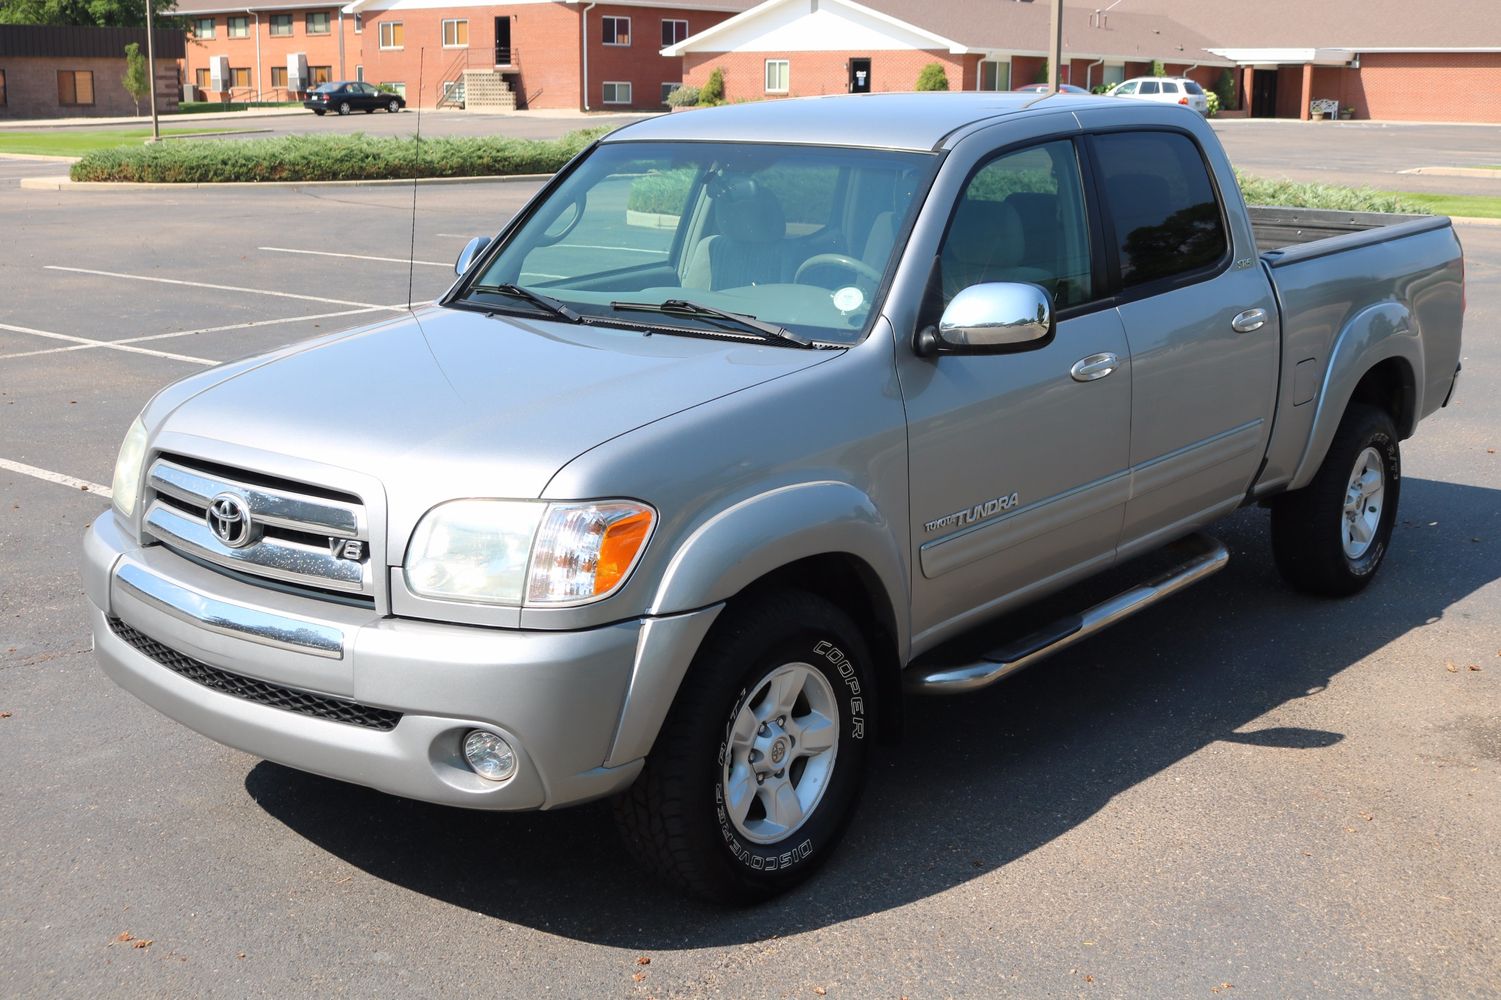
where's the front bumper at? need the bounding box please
[84,511,652,810]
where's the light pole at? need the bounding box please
[144,0,161,141]
[1048,0,1064,93]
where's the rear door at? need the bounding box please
[1084,124,1280,556]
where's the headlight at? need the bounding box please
[404,499,654,607]
[110,417,149,517]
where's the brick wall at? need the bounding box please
[1344,52,1500,123]
[183,9,349,101]
[586,4,735,111]
[684,49,975,100]
[0,55,178,118]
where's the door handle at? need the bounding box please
[1070,352,1119,382]
[1232,308,1268,333]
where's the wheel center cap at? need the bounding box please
[769,737,788,766]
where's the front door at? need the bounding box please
[899,137,1132,648]
[849,58,871,93]
[1085,127,1280,555]
[495,16,512,66]
[1252,69,1277,117]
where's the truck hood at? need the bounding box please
[152,306,835,525]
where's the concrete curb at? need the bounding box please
[20,172,553,191]
[0,152,79,163]
[1400,166,1501,179]
[1451,215,1501,228]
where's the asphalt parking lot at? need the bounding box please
[1,135,1498,997]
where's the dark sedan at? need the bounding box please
[304,81,405,116]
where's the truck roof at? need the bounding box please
[606,92,1124,152]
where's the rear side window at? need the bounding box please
[1093,130,1227,289]
[1140,81,1160,95]
[1184,80,1204,95]
[1161,81,1180,94]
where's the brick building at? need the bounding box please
[663,0,1231,103]
[171,0,750,111]
[1121,0,1501,123]
[0,24,183,118]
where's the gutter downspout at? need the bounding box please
[338,10,345,82]
[249,9,262,100]
[581,1,596,111]
[1085,57,1103,90]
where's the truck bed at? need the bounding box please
[1249,205,1448,256]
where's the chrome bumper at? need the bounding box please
[83,511,683,810]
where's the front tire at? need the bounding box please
[388,99,401,113]
[1271,403,1401,596]
[614,591,873,904]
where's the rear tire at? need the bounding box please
[614,591,874,904]
[1271,403,1401,596]
[337,101,351,116]
[313,109,325,116]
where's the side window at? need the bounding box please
[938,139,1093,309]
[1161,81,1180,94]
[1092,130,1228,288]
[1139,81,1160,95]
[1116,81,1137,95]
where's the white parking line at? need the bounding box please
[43,266,409,312]
[0,323,214,365]
[0,457,112,499]
[0,308,386,362]
[260,246,452,268]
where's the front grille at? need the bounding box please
[142,454,374,603]
[109,618,402,731]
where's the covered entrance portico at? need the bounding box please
[1221,48,1356,120]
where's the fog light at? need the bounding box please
[462,730,516,782]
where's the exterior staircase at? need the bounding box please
[461,69,516,112]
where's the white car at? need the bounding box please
[1110,76,1210,116]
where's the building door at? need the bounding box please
[1251,69,1278,117]
[495,16,512,66]
[849,58,871,93]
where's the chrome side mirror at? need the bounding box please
[916,282,1054,356]
[454,236,491,276]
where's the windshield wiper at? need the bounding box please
[470,283,582,324]
[610,298,812,348]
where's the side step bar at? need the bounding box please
[905,533,1229,696]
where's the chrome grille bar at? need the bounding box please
[143,457,373,598]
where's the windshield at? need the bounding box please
[463,141,935,344]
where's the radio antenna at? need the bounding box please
[407,47,425,313]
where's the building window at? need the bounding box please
[765,59,789,94]
[1101,63,1125,87]
[379,21,404,50]
[271,66,288,88]
[356,65,364,82]
[306,12,330,35]
[57,70,95,105]
[270,13,293,36]
[661,82,680,105]
[193,17,215,39]
[227,16,249,38]
[0,70,7,107]
[231,67,251,89]
[382,82,405,98]
[354,13,362,33]
[601,16,630,46]
[602,81,631,104]
[195,67,209,91]
[661,19,688,46]
[310,65,332,85]
[441,19,469,47]
[979,60,1010,91]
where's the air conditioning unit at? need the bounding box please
[288,52,308,92]
[209,55,229,91]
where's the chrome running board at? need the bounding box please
[905,533,1229,695]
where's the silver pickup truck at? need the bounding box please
[85,94,1464,903]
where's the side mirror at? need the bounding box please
[454,235,491,276]
[915,282,1054,356]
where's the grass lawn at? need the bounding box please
[1382,191,1501,219]
[176,101,302,114]
[0,128,232,158]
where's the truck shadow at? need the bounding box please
[244,476,1499,946]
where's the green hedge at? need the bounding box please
[1236,172,1421,214]
[70,128,611,183]
[175,101,301,114]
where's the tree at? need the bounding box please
[915,63,949,91]
[1035,59,1049,84]
[1151,59,1165,77]
[122,41,148,115]
[0,0,178,29]
[1215,67,1238,111]
[702,67,725,104]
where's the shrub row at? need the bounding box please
[70,128,611,183]
[1236,172,1421,214]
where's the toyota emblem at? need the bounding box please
[207,493,256,548]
